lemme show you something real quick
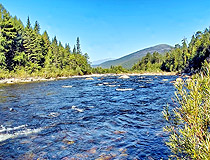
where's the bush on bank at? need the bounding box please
[163,61,210,159]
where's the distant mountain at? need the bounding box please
[98,44,173,69]
[91,58,114,66]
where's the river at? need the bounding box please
[0,75,177,159]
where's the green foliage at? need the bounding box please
[132,52,163,72]
[0,69,10,79]
[133,28,210,74]
[76,37,81,54]
[92,65,128,74]
[99,44,172,69]
[0,10,22,71]
[162,29,210,73]
[163,61,210,159]
[161,46,186,72]
[0,4,91,78]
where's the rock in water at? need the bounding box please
[71,106,84,112]
[118,75,130,79]
[62,85,72,88]
[85,77,94,80]
[116,88,133,91]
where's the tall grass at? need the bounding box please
[163,61,210,159]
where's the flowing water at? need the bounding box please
[0,75,177,159]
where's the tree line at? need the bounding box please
[132,28,210,74]
[0,4,91,78]
[1,2,210,79]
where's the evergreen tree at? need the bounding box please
[0,3,91,77]
[76,37,81,54]
[65,43,71,53]
[23,20,44,71]
[73,45,76,54]
[34,21,40,33]
[26,16,31,29]
[51,36,60,68]
[0,12,20,70]
[44,48,53,69]
[0,35,6,69]
[42,31,51,50]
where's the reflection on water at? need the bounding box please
[0,75,177,159]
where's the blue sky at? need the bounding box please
[2,0,210,62]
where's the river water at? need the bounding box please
[0,75,177,159]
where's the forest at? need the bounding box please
[87,27,210,74]
[1,3,210,79]
[1,3,210,159]
[0,4,91,79]
[132,29,210,74]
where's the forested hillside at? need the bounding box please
[132,29,210,74]
[98,44,172,69]
[0,4,91,78]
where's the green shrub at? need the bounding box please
[0,69,10,79]
[163,61,210,159]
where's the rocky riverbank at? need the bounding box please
[0,72,177,85]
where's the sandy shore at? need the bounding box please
[0,72,177,85]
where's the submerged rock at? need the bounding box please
[87,147,97,154]
[48,112,60,117]
[113,130,127,134]
[62,139,75,145]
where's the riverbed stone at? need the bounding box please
[118,75,130,79]
[85,77,94,80]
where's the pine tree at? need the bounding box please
[13,16,25,68]
[73,45,76,54]
[51,36,60,68]
[0,35,6,69]
[44,48,53,69]
[0,3,91,76]
[42,31,51,50]
[23,20,44,71]
[76,37,81,54]
[34,21,40,33]
[0,12,20,70]
[65,43,71,53]
[26,16,31,29]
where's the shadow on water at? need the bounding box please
[0,75,177,159]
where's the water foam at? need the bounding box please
[0,125,43,142]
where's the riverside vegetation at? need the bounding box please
[1,3,210,159]
[163,61,210,159]
[0,4,91,79]
[0,3,210,78]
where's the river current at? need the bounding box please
[0,75,177,159]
